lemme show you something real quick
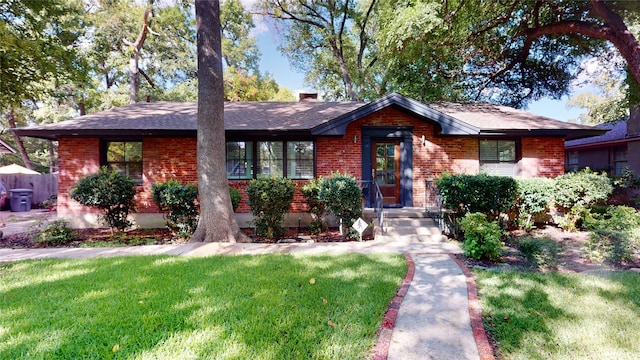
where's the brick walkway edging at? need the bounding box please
[450,254,495,360]
[370,253,495,360]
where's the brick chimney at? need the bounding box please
[298,92,318,102]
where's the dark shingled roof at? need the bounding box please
[565,121,630,148]
[14,93,605,140]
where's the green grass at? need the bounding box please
[0,253,406,359]
[476,270,640,360]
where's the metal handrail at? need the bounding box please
[425,179,444,231]
[360,180,385,235]
[373,180,384,234]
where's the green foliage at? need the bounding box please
[300,178,327,234]
[518,237,559,270]
[229,186,241,212]
[33,220,76,246]
[437,174,518,220]
[70,167,136,231]
[582,205,640,265]
[554,169,613,210]
[318,173,363,239]
[151,180,199,238]
[553,169,613,230]
[246,177,295,239]
[459,212,504,261]
[513,177,555,230]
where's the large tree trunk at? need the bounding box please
[6,108,34,170]
[190,0,247,243]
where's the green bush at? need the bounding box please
[582,205,640,265]
[247,177,295,239]
[554,169,612,211]
[152,180,199,238]
[552,169,613,231]
[459,212,504,261]
[513,177,554,230]
[318,172,363,239]
[229,187,241,212]
[586,229,634,266]
[34,220,77,246]
[518,237,559,270]
[300,178,327,234]
[436,173,517,220]
[70,167,137,230]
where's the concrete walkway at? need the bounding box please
[0,225,493,360]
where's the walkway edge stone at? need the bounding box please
[450,254,495,360]
[371,253,415,360]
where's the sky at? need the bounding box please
[248,4,587,123]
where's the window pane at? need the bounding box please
[106,141,142,184]
[125,142,142,162]
[287,141,314,179]
[107,142,125,162]
[498,141,516,162]
[479,140,497,161]
[613,146,627,161]
[258,141,283,178]
[480,139,516,163]
[226,141,253,179]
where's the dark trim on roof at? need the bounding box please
[311,92,480,136]
[13,129,197,140]
[479,128,607,140]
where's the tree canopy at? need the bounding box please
[260,0,640,108]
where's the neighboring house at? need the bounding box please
[565,107,640,175]
[15,93,604,228]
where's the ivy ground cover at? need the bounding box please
[0,254,406,359]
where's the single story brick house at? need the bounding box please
[565,107,640,175]
[15,93,604,228]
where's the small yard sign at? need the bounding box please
[352,217,368,241]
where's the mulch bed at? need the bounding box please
[0,227,371,249]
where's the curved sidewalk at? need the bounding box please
[0,240,493,360]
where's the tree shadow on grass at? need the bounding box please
[0,253,406,359]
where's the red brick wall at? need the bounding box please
[57,109,567,217]
[57,138,101,216]
[520,137,565,178]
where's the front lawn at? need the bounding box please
[0,253,406,359]
[476,270,640,359]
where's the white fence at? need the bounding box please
[0,173,58,206]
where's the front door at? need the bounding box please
[373,140,401,205]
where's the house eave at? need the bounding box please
[478,128,607,140]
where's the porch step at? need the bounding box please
[374,209,449,244]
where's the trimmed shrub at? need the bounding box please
[70,167,137,230]
[34,220,76,246]
[318,172,363,239]
[518,236,559,270]
[459,212,504,261]
[300,178,327,234]
[229,187,241,212]
[436,173,517,220]
[552,169,613,231]
[152,180,199,238]
[247,177,295,239]
[513,177,554,231]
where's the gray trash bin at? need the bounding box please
[9,189,33,212]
